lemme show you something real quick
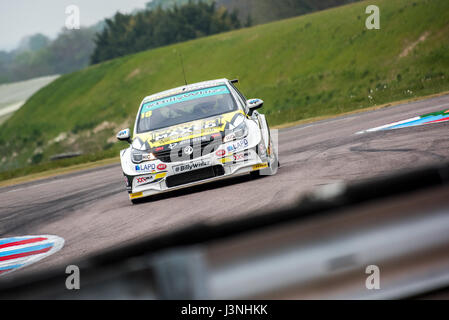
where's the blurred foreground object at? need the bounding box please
[1,162,449,299]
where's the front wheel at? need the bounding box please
[261,151,279,176]
[251,141,279,177]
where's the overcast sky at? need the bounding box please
[0,0,150,51]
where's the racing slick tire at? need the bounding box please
[131,198,140,205]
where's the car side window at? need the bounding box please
[229,83,248,113]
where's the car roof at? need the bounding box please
[141,78,231,104]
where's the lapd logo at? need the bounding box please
[135,163,156,172]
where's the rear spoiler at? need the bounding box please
[230,79,239,84]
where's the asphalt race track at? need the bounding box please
[1,95,449,279]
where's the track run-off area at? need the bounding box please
[1,94,449,279]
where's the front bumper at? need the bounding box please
[125,144,268,200]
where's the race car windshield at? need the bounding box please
[137,85,238,133]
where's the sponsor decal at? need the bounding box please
[227,138,249,153]
[173,160,211,174]
[135,172,167,187]
[136,176,153,185]
[118,129,128,137]
[130,192,143,199]
[219,157,233,164]
[221,152,248,164]
[152,119,222,143]
[216,149,226,157]
[157,163,167,170]
[0,235,64,276]
[252,163,269,171]
[134,110,245,148]
[233,153,246,161]
[135,163,156,173]
[141,85,230,114]
[223,133,237,143]
[155,172,167,179]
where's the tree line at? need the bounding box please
[0,25,101,85]
[0,0,361,84]
[90,1,243,64]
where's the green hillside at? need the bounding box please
[146,0,362,25]
[217,0,362,25]
[1,0,449,176]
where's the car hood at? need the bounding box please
[132,110,245,150]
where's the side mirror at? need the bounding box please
[117,128,131,143]
[246,99,264,116]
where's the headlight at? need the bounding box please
[131,149,156,163]
[224,115,248,143]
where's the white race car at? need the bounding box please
[117,78,279,203]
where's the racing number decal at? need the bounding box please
[141,110,152,119]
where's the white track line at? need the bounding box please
[356,116,421,134]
